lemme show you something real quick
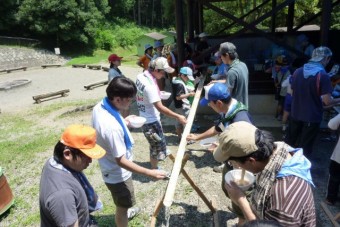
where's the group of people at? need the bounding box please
[39,37,339,227]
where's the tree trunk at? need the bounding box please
[138,0,141,25]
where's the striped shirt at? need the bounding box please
[264,175,316,226]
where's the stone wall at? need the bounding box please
[0,46,69,70]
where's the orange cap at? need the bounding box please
[60,125,106,159]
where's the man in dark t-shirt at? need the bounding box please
[286,46,340,157]
[39,125,106,227]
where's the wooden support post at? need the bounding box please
[150,197,164,227]
[150,152,218,227]
[32,89,70,104]
[320,201,340,227]
[84,80,108,90]
[168,154,216,213]
[163,78,205,208]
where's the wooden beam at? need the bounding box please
[32,89,70,104]
[84,80,108,90]
[163,77,205,208]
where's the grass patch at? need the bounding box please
[66,47,139,66]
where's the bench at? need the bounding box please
[72,64,87,68]
[6,67,27,73]
[87,65,102,70]
[41,64,61,69]
[32,89,70,104]
[102,67,109,72]
[84,80,108,90]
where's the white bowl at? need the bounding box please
[129,116,146,128]
[224,169,255,191]
[199,137,218,148]
[160,91,171,100]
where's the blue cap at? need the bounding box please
[179,67,194,80]
[145,44,153,51]
[154,40,164,48]
[200,83,230,106]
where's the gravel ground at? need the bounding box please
[0,66,339,226]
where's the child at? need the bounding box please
[172,67,195,139]
[273,55,291,121]
[108,54,124,81]
[137,44,153,71]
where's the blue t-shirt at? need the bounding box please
[291,67,333,122]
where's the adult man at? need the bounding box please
[219,42,249,107]
[286,46,340,157]
[92,77,167,227]
[187,82,252,226]
[215,121,316,226]
[136,57,187,169]
[40,124,106,227]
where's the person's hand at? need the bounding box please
[208,80,217,85]
[224,181,246,205]
[177,115,187,125]
[189,91,195,97]
[150,169,168,180]
[186,133,198,141]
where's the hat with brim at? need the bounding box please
[153,57,175,73]
[199,83,230,106]
[154,40,164,49]
[145,44,153,51]
[213,122,258,163]
[108,54,123,62]
[60,124,106,159]
[180,67,194,80]
[309,46,332,62]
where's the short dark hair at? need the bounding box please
[106,77,137,100]
[212,96,232,105]
[53,141,83,162]
[228,129,276,163]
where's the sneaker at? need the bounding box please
[213,163,225,173]
[127,207,141,219]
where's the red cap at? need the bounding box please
[108,54,123,62]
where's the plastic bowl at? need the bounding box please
[129,116,146,128]
[224,169,255,191]
[160,91,171,100]
[199,137,218,148]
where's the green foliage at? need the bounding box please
[114,25,146,48]
[95,29,116,50]
[15,0,108,47]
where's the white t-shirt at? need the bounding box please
[92,101,134,184]
[135,71,161,124]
